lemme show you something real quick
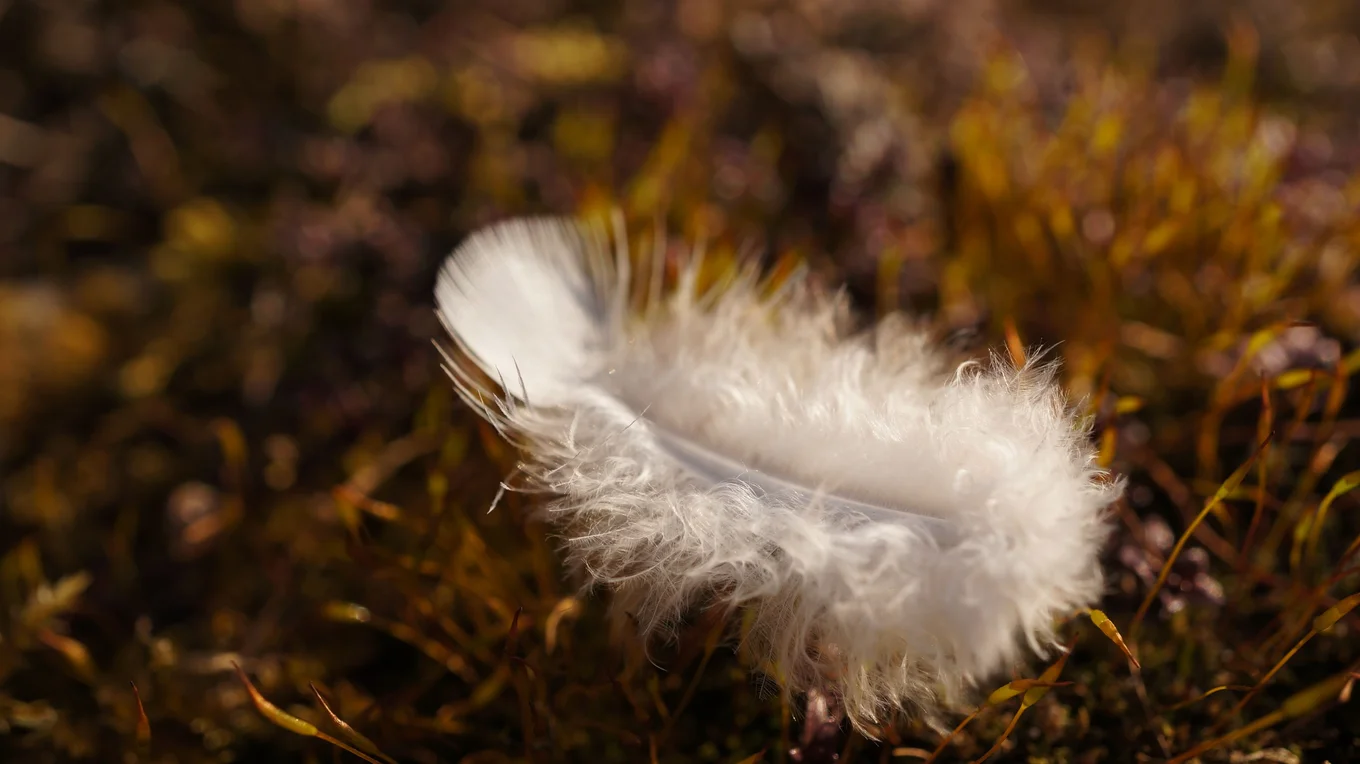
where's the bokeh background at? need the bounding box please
[5,0,1360,762]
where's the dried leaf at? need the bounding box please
[1088,609,1139,668]
[233,663,386,764]
[1312,591,1360,633]
[310,684,399,764]
[37,630,97,683]
[1304,471,1360,569]
[130,682,150,745]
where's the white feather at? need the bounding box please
[434,215,1122,732]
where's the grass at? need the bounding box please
[2,2,1360,761]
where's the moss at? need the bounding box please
[3,1,1360,762]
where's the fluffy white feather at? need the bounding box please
[434,215,1121,732]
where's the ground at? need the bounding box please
[2,0,1360,762]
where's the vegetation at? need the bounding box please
[3,1,1359,761]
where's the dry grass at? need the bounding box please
[3,1,1360,762]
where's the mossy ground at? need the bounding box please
[3,1,1360,762]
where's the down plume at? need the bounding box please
[434,215,1121,732]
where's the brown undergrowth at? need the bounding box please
[3,2,1360,762]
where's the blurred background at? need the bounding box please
[4,0,1360,762]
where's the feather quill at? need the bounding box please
[434,215,1121,731]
